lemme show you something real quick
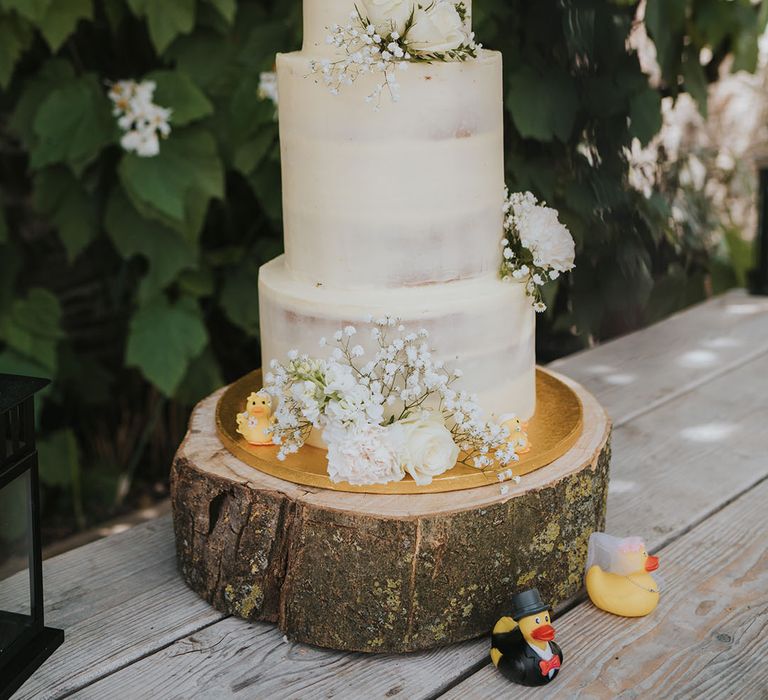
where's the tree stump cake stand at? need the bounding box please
[171,370,611,654]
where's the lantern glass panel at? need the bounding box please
[0,468,34,653]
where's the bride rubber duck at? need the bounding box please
[585,533,661,617]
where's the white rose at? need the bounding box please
[362,0,416,34]
[389,411,459,485]
[323,422,405,486]
[518,206,576,273]
[406,2,466,53]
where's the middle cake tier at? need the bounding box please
[259,256,536,428]
[276,49,504,288]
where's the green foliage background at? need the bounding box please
[0,0,764,538]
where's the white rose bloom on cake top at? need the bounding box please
[406,2,466,52]
[389,411,460,485]
[361,0,415,34]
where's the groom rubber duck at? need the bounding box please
[490,588,563,687]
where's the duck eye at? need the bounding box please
[545,616,549,622]
[535,617,540,624]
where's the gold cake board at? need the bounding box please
[215,367,583,494]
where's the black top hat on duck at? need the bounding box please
[490,588,563,687]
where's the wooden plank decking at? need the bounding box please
[11,289,768,700]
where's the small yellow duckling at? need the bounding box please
[585,533,660,617]
[499,413,531,454]
[236,391,274,446]
[490,588,562,687]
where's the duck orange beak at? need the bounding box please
[645,555,659,572]
[531,624,556,642]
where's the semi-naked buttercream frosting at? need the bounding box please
[258,0,536,425]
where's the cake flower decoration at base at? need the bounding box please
[500,190,576,312]
[263,317,522,486]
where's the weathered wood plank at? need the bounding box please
[441,478,768,699]
[551,289,768,426]
[64,341,768,700]
[13,516,225,700]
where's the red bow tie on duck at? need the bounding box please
[539,655,561,676]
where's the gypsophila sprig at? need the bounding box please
[500,189,576,312]
[263,318,521,486]
[108,80,171,158]
[311,2,478,108]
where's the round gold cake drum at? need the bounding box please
[215,367,583,494]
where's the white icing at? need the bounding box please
[277,50,504,287]
[259,257,537,428]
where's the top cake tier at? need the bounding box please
[302,0,473,54]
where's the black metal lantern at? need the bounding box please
[0,374,63,700]
[749,157,768,295]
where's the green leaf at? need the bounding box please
[506,67,578,142]
[126,295,208,396]
[38,429,80,488]
[177,268,214,298]
[34,167,97,261]
[0,209,7,243]
[9,59,75,146]
[147,69,214,126]
[174,345,223,405]
[105,188,197,301]
[126,0,195,53]
[37,0,92,51]
[629,88,662,146]
[31,73,117,172]
[0,288,62,372]
[233,127,274,175]
[0,12,33,88]
[206,0,235,24]
[118,127,223,235]
[645,0,686,80]
[220,260,260,336]
[682,47,708,117]
[0,0,53,23]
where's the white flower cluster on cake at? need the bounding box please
[108,80,172,158]
[311,1,478,107]
[263,318,522,486]
[500,190,576,312]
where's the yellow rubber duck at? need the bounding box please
[499,413,531,454]
[236,391,274,446]
[585,533,660,617]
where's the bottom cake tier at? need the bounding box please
[258,256,536,428]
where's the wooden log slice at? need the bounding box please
[171,371,611,653]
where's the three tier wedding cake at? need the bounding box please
[253,0,575,487]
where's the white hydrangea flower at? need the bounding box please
[324,422,405,485]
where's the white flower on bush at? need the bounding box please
[324,422,405,485]
[108,79,171,158]
[406,2,466,53]
[517,206,575,273]
[361,0,415,34]
[390,411,459,485]
[258,71,278,106]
